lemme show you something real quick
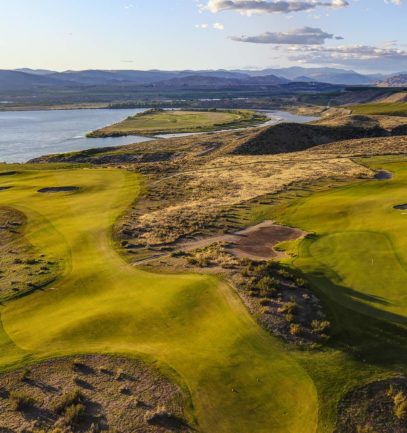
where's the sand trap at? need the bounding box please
[0,171,17,177]
[38,186,80,193]
[179,221,306,260]
[394,203,407,210]
[231,222,305,259]
[374,170,393,180]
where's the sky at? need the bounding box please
[0,0,406,73]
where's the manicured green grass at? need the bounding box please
[88,109,267,137]
[2,160,407,433]
[0,166,316,433]
[349,102,407,116]
[271,158,407,320]
[247,157,407,431]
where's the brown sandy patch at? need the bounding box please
[231,221,305,260]
[38,186,80,193]
[178,221,305,261]
[0,354,191,433]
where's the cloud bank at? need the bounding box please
[232,27,343,45]
[206,0,349,15]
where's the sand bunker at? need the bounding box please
[38,186,80,193]
[374,170,393,180]
[231,222,305,259]
[0,171,17,177]
[394,203,407,210]
[180,221,305,260]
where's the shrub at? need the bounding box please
[115,368,124,380]
[278,301,298,315]
[289,324,301,336]
[20,368,31,382]
[54,389,84,414]
[393,391,407,419]
[64,403,86,425]
[295,278,307,287]
[257,276,275,291]
[10,391,35,411]
[311,320,331,333]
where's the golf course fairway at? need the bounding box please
[0,166,317,433]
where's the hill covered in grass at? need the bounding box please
[87,108,267,137]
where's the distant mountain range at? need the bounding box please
[0,67,405,96]
[376,73,407,87]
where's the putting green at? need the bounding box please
[0,167,317,433]
[272,158,407,322]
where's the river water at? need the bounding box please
[0,108,317,163]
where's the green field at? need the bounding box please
[0,166,316,433]
[349,102,407,116]
[249,157,407,431]
[87,109,267,137]
[1,159,407,432]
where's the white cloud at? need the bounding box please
[213,22,225,30]
[283,43,407,71]
[384,0,402,5]
[195,23,209,28]
[205,0,349,15]
[232,26,342,44]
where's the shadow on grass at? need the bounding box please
[305,269,407,367]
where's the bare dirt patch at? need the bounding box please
[38,186,80,193]
[175,221,305,261]
[335,377,407,433]
[0,354,192,433]
[230,221,305,260]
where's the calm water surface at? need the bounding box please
[0,108,317,163]
[0,108,151,163]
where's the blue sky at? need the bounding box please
[0,0,406,72]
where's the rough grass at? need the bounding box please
[87,109,267,137]
[0,166,317,433]
[349,102,407,116]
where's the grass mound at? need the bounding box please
[232,122,389,155]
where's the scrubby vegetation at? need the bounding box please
[0,355,189,432]
[0,206,61,302]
